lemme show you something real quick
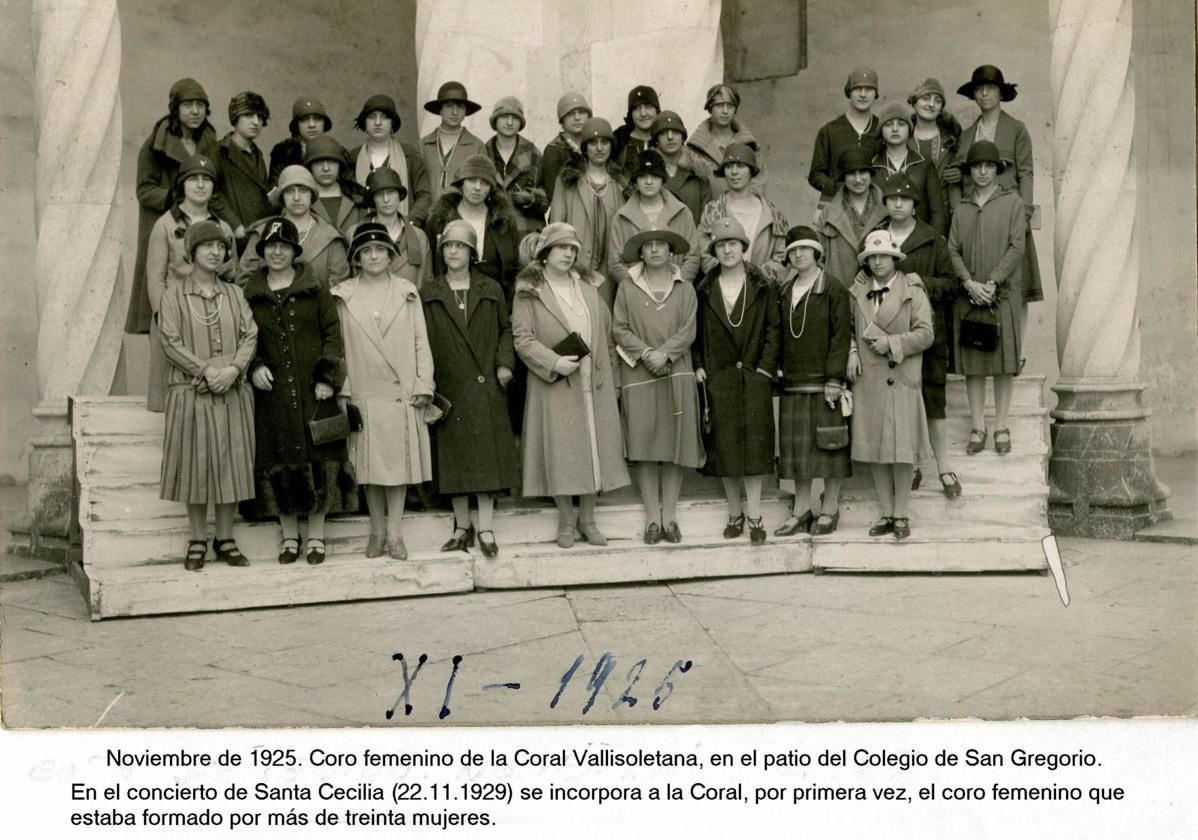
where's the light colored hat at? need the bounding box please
[489,96,526,131]
[269,165,319,204]
[438,219,478,253]
[556,92,592,122]
[535,222,583,260]
[707,217,750,255]
[858,229,905,264]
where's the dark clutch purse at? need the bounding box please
[551,331,591,360]
[423,392,452,425]
[697,381,712,435]
[309,399,351,445]
[815,399,850,451]
[959,305,1001,352]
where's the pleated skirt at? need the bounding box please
[160,384,256,504]
[778,393,852,480]
[620,371,705,469]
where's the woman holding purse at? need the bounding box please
[948,140,1026,456]
[847,229,933,540]
[242,218,356,565]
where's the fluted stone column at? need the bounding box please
[416,0,722,145]
[20,0,125,555]
[1047,0,1169,537]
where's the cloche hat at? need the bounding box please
[365,166,408,202]
[424,81,481,116]
[858,229,905,264]
[707,217,750,255]
[254,216,303,259]
[438,219,478,254]
[535,222,583,260]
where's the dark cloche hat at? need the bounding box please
[228,91,269,126]
[184,219,229,260]
[838,147,875,175]
[424,81,482,116]
[365,166,409,202]
[629,149,670,183]
[626,85,660,114]
[255,217,304,259]
[579,117,615,150]
[881,173,921,204]
[714,143,759,177]
[650,111,688,140]
[303,134,348,166]
[355,94,402,131]
[174,154,217,190]
[169,78,208,109]
[957,65,1018,102]
[963,139,1007,172]
[290,97,332,134]
[348,222,399,263]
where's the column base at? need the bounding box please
[1048,379,1171,539]
[6,400,73,564]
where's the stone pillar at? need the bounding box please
[1046,0,1169,537]
[415,0,722,144]
[17,0,126,557]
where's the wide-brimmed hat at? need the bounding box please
[489,96,526,131]
[844,67,879,98]
[254,217,304,259]
[174,154,217,190]
[183,220,228,260]
[365,166,408,202]
[438,219,478,254]
[579,117,615,151]
[451,154,500,188]
[535,222,582,260]
[303,134,347,167]
[650,111,688,141]
[881,173,921,204]
[957,65,1018,101]
[556,92,592,122]
[963,139,1007,172]
[348,222,398,263]
[704,83,741,112]
[622,228,690,264]
[228,91,269,126]
[907,78,947,106]
[784,225,823,259]
[876,101,913,136]
[838,147,875,175]
[629,149,669,183]
[355,94,401,131]
[707,217,750,255]
[169,78,208,110]
[858,229,905,264]
[714,143,759,177]
[424,81,481,116]
[289,96,331,134]
[270,165,319,204]
[626,85,660,115]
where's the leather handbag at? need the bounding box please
[423,392,453,425]
[309,399,351,445]
[816,399,850,451]
[959,305,1001,352]
[551,330,591,360]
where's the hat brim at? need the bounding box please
[858,246,904,264]
[957,81,1018,102]
[349,237,399,264]
[424,98,482,116]
[355,108,401,131]
[489,112,526,132]
[713,160,760,178]
[368,183,409,203]
[289,114,332,136]
[622,229,691,264]
[255,237,303,260]
[535,237,583,261]
[708,235,751,256]
[959,157,1008,174]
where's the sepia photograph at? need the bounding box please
[0,0,1194,736]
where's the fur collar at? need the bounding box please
[242,261,322,302]
[696,260,772,296]
[559,156,627,190]
[513,262,605,296]
[427,188,519,238]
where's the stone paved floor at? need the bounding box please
[2,535,1194,728]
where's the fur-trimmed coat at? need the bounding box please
[426,189,523,299]
[511,263,630,496]
[687,117,767,197]
[240,262,356,517]
[697,192,790,282]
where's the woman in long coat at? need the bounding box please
[694,218,780,546]
[607,150,700,289]
[697,144,789,283]
[421,220,519,558]
[242,218,356,565]
[816,148,886,289]
[158,221,257,572]
[353,166,432,288]
[215,91,273,248]
[348,94,433,228]
[127,78,230,336]
[871,100,948,236]
[949,140,1026,458]
[332,223,435,560]
[686,84,767,198]
[512,223,629,548]
[484,96,549,239]
[907,78,962,192]
[612,229,704,544]
[847,229,934,540]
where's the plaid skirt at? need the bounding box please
[778,392,852,480]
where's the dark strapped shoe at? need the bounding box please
[213,538,249,567]
[892,517,911,540]
[184,539,207,572]
[441,522,474,552]
[939,472,962,498]
[661,521,682,543]
[911,466,923,491]
[966,429,988,456]
[748,516,767,546]
[868,517,895,536]
[643,522,662,545]
[723,513,745,539]
[477,529,499,558]
[774,509,814,536]
[305,537,326,566]
[278,537,300,565]
[993,428,1012,455]
[810,511,840,536]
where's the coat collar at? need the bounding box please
[850,269,921,331]
[331,272,419,359]
[818,184,885,243]
[151,116,217,164]
[872,142,927,174]
[686,118,758,162]
[614,189,689,229]
[778,266,828,300]
[627,261,685,302]
[218,132,267,186]
[242,261,321,302]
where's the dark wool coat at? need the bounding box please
[484,135,549,237]
[425,190,523,299]
[807,113,882,201]
[872,145,949,236]
[663,150,713,225]
[612,123,650,172]
[216,133,272,235]
[776,268,852,388]
[240,263,356,518]
[542,132,583,203]
[421,272,519,495]
[881,219,957,385]
[693,262,781,476]
[126,116,230,333]
[268,136,305,185]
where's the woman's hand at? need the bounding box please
[695,367,707,384]
[943,166,962,184]
[847,351,861,382]
[496,366,514,388]
[824,381,842,407]
[966,279,994,306]
[250,366,273,391]
[868,336,890,356]
[644,350,670,376]
[208,366,241,394]
[314,382,334,400]
[553,355,581,377]
[411,393,432,408]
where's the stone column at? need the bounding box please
[415,0,722,144]
[18,0,125,557]
[1046,0,1169,537]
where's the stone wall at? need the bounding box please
[0,0,1193,483]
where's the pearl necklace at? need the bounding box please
[187,288,223,326]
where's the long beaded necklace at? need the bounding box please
[719,273,748,328]
[187,286,223,326]
[788,273,819,339]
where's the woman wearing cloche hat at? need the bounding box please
[697,143,789,283]
[216,91,273,243]
[484,96,549,239]
[846,228,933,541]
[269,96,332,184]
[608,149,700,292]
[420,81,486,202]
[352,166,432,289]
[512,222,630,549]
[542,91,593,203]
[348,93,433,228]
[687,83,767,198]
[907,77,963,193]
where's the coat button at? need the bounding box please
[477,375,486,384]
[888,360,896,368]
[887,378,894,386]
[735,361,743,369]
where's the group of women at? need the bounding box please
[135,65,1040,568]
